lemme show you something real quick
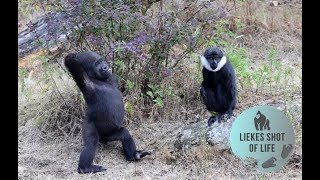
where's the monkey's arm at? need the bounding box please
[216,70,236,115]
[65,53,93,92]
[225,79,236,115]
[200,85,216,112]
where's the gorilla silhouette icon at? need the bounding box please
[254,111,270,131]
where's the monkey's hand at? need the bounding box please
[222,113,232,120]
[208,116,219,127]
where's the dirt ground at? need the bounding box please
[18,120,302,180]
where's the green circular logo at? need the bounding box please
[230,105,295,172]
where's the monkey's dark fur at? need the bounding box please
[200,47,237,126]
[65,51,151,174]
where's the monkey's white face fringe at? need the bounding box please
[201,56,227,72]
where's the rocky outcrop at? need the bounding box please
[175,117,235,152]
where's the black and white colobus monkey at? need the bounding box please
[200,47,237,127]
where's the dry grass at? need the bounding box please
[18,63,84,142]
[18,121,302,180]
[230,0,302,68]
[18,0,302,179]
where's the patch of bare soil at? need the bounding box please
[19,118,302,180]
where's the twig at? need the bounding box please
[186,6,204,24]
[140,167,151,180]
[223,0,230,9]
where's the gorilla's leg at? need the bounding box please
[254,119,259,131]
[103,127,151,161]
[265,120,270,130]
[78,122,106,174]
[99,138,108,145]
[259,123,264,131]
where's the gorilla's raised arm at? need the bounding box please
[65,53,91,91]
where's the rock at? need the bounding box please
[175,116,236,152]
[270,1,279,7]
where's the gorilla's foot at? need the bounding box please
[77,165,107,174]
[262,157,277,168]
[127,150,151,161]
[281,144,293,159]
[135,150,151,160]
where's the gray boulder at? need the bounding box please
[175,117,236,152]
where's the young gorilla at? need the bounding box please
[64,51,151,174]
[200,47,237,127]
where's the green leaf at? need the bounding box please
[147,84,154,90]
[153,97,164,108]
[154,90,164,97]
[146,91,154,98]
[126,80,135,90]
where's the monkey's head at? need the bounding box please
[201,47,227,72]
[73,51,112,80]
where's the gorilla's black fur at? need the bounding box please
[65,51,151,174]
[200,47,237,127]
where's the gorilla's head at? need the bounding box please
[255,110,262,119]
[70,51,112,80]
[201,47,227,72]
